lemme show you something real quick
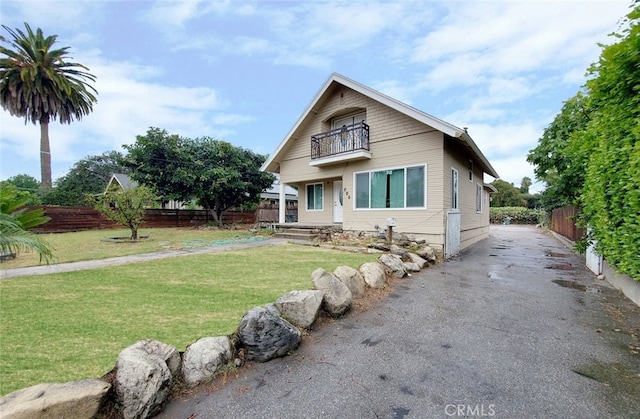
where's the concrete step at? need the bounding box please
[274,232,318,241]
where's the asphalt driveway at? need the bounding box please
[158,225,640,419]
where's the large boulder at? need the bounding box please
[379,254,407,278]
[238,306,302,362]
[311,268,353,316]
[128,339,181,377]
[359,262,386,289]
[333,266,366,298]
[416,245,437,263]
[115,340,177,419]
[182,336,232,387]
[0,379,110,419]
[407,252,428,269]
[275,290,324,328]
[403,261,421,272]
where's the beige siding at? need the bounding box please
[443,137,491,249]
[277,85,496,249]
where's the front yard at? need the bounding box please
[0,239,379,396]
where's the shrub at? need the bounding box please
[489,207,545,225]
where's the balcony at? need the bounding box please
[310,122,371,167]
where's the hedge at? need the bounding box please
[489,207,545,225]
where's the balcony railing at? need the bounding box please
[311,122,370,160]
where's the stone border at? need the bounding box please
[0,242,438,419]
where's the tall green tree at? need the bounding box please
[5,174,40,192]
[490,179,523,207]
[527,92,592,209]
[0,23,97,190]
[42,151,128,206]
[124,127,275,223]
[122,128,192,206]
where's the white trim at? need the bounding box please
[451,168,459,210]
[309,150,372,167]
[305,182,324,211]
[353,164,427,210]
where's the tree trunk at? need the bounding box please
[39,115,52,190]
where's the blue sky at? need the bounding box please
[0,0,633,193]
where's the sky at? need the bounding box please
[0,0,633,193]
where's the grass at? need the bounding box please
[0,227,261,268]
[0,243,379,396]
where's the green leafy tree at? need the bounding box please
[3,174,41,204]
[490,179,523,207]
[0,23,97,190]
[122,128,192,206]
[580,6,640,279]
[527,92,592,210]
[6,174,40,192]
[124,127,275,224]
[519,177,532,194]
[42,151,128,206]
[91,185,157,240]
[0,183,53,262]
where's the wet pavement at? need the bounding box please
[157,225,640,419]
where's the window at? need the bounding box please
[451,168,459,210]
[476,183,482,213]
[306,183,323,210]
[468,160,473,182]
[355,165,425,209]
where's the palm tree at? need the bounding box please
[0,23,97,190]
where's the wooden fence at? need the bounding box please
[550,205,585,242]
[28,206,257,233]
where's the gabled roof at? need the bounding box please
[261,73,499,178]
[106,173,138,192]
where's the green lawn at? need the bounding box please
[0,244,379,396]
[0,227,261,268]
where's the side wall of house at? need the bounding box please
[281,86,447,247]
[443,137,490,250]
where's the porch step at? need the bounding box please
[274,228,318,241]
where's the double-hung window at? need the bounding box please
[306,183,323,210]
[355,165,426,209]
[476,183,482,213]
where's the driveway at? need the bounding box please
[158,225,640,419]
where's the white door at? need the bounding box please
[445,210,461,258]
[333,181,343,223]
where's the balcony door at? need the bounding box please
[332,112,366,130]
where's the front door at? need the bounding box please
[333,181,343,223]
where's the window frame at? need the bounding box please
[354,164,427,210]
[476,183,483,213]
[451,168,459,210]
[468,159,474,182]
[306,183,324,211]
